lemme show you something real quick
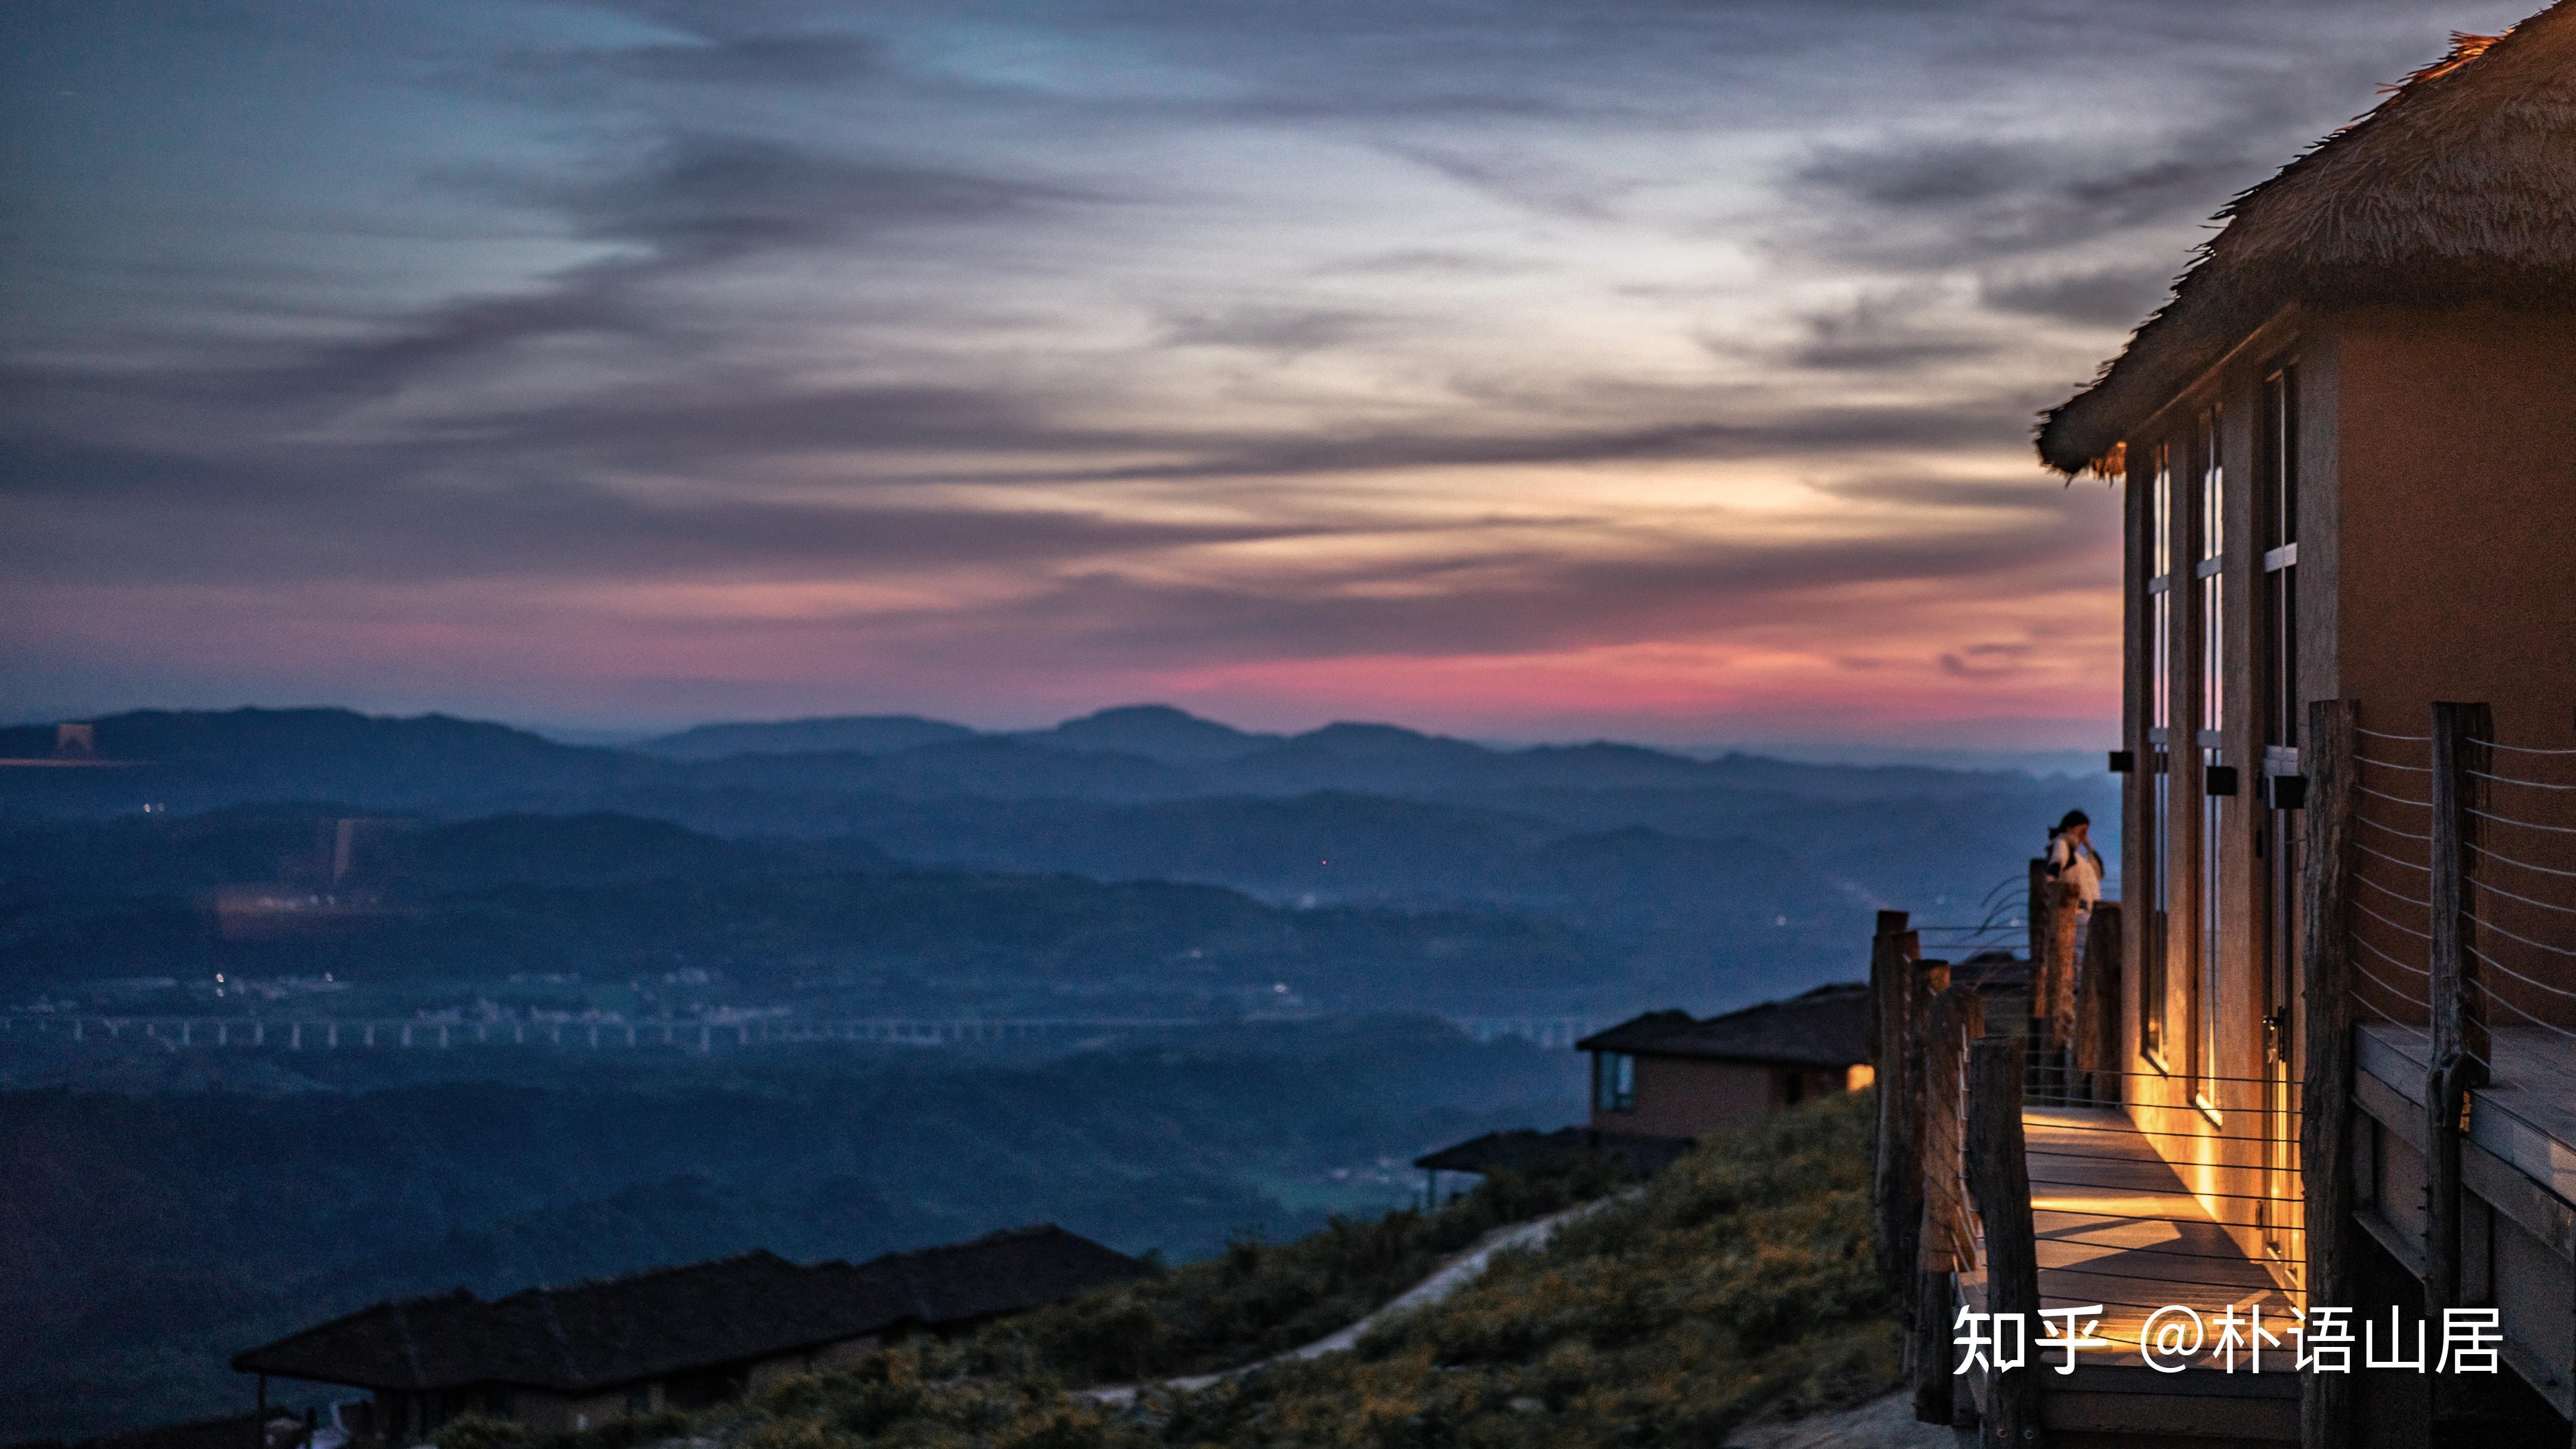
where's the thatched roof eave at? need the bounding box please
[2036,7,2576,475]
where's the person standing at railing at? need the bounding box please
[2046,810,2104,916]
[2042,810,2106,1056]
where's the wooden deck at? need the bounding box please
[2356,1023,2576,1205]
[1954,1104,2306,1443]
[2352,1021,2576,1418]
[2019,1106,2299,1369]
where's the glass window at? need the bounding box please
[1594,1052,1635,1111]
[2144,442,2173,1061]
[2262,367,2300,749]
[2196,406,2225,1101]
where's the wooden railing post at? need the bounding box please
[2072,902,2122,1103]
[2299,699,2358,1449]
[2425,701,2491,1330]
[2047,885,2081,1053]
[1901,953,1951,1419]
[1967,1035,2040,1448]
[1871,911,1918,1288]
[1913,981,1983,1428]
[2025,856,2049,1013]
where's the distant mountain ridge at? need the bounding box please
[4,704,2074,817]
[1,704,2115,1009]
[637,715,974,761]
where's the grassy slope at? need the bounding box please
[442,1090,1895,1449]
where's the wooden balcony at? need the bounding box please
[2349,1022,2576,1417]
[1952,1101,2303,1445]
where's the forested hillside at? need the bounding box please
[436,1092,1895,1449]
[0,1021,1580,1438]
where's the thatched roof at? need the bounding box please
[2038,4,2576,474]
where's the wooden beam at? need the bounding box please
[1871,912,1918,1289]
[1870,908,1910,1068]
[2427,701,2492,1090]
[2425,701,2489,1427]
[1898,951,1948,1414]
[2073,902,2124,1103]
[2026,858,2049,1017]
[1898,947,1943,1291]
[2047,881,2081,1052]
[1911,1245,1954,1428]
[1967,1036,2040,1448]
[2297,698,2358,1449]
[1914,981,1983,1428]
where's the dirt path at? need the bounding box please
[1082,1196,1612,1405]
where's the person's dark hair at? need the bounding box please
[2057,809,2091,831]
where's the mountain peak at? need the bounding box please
[1019,704,1276,764]
[635,714,974,762]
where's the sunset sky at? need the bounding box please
[0,1,2525,748]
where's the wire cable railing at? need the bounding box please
[1975,1059,2307,1362]
[2461,738,2576,1067]
[2350,717,2576,1083]
[2350,739,2438,1034]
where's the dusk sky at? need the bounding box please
[0,1,2525,748]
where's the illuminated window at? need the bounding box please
[2144,442,2173,1062]
[2195,406,2225,1102]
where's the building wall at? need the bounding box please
[2331,307,2576,753]
[2119,307,2319,1279]
[363,1338,885,1436]
[2117,301,2576,1291]
[1590,1055,1785,1139]
[510,1383,658,1433]
[2332,307,2576,1042]
[746,1335,879,1392]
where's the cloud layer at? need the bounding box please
[0,0,2528,741]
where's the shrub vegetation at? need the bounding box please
[438,1090,1895,1449]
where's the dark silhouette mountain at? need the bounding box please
[0,706,2112,1003]
[0,708,664,816]
[0,808,889,899]
[382,814,892,895]
[1217,722,1500,793]
[714,737,1187,801]
[1013,705,1278,765]
[5,705,2098,821]
[634,715,976,762]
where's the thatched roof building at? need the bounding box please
[2039,4,2576,473]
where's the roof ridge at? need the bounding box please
[495,1247,795,1302]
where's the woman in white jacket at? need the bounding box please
[2046,809,2103,910]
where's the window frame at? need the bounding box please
[2194,403,2226,1118]
[2142,440,2174,1068]
[1594,1050,1636,1112]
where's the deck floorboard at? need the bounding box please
[1964,1105,2300,1373]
